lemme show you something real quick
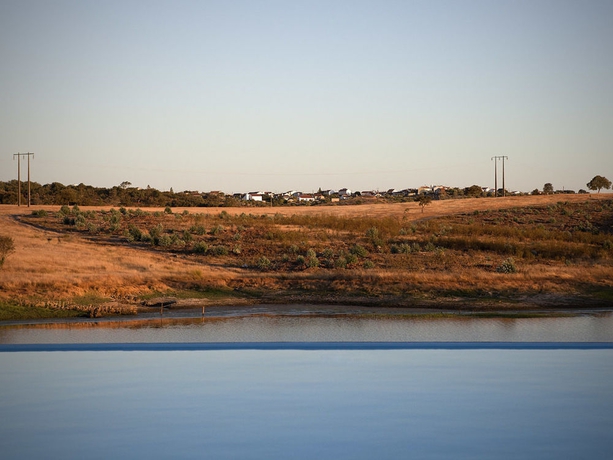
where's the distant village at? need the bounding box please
[223,184,582,204]
[234,186,491,203]
[0,179,587,208]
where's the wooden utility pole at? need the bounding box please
[13,152,35,206]
[491,156,508,197]
[14,153,21,206]
[492,156,497,197]
[502,156,507,197]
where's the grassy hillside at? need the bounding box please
[1,195,612,319]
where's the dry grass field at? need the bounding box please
[1,193,612,319]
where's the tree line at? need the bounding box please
[0,181,243,207]
[1,175,609,208]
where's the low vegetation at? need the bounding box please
[20,200,613,273]
[0,300,85,321]
[2,196,612,319]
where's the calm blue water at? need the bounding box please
[2,347,613,459]
[2,315,612,458]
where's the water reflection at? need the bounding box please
[1,349,612,459]
[1,313,612,343]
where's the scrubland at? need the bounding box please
[1,194,612,319]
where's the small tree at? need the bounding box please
[464,185,483,197]
[0,235,15,268]
[543,183,554,194]
[587,175,612,193]
[418,195,432,213]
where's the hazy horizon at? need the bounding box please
[1,1,612,194]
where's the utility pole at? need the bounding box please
[491,156,508,197]
[13,152,35,206]
[492,157,497,197]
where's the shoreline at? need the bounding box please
[3,342,613,352]
[2,301,611,328]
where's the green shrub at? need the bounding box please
[59,205,71,216]
[366,227,379,239]
[149,224,163,239]
[363,260,375,269]
[128,225,143,241]
[350,244,369,258]
[210,225,224,235]
[306,255,319,268]
[190,225,206,235]
[211,245,229,256]
[169,234,181,245]
[164,206,173,214]
[296,255,306,266]
[334,256,347,269]
[158,235,172,247]
[109,213,121,226]
[391,243,411,254]
[193,242,208,254]
[497,258,517,274]
[256,256,272,270]
[75,215,87,229]
[31,209,47,217]
[182,230,193,243]
[345,253,358,265]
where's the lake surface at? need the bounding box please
[2,346,613,460]
[2,313,612,458]
[1,312,613,343]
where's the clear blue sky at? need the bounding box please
[1,0,612,193]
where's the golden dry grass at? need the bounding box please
[0,209,239,301]
[1,193,612,309]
